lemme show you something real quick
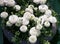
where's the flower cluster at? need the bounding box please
[0,0,57,44]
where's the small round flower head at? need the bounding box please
[14,5,21,11]
[45,9,52,17]
[33,0,40,4]
[6,21,12,26]
[23,12,33,20]
[28,5,34,9]
[39,0,47,4]
[29,35,37,43]
[22,18,29,25]
[9,15,18,24]
[6,0,16,7]
[25,8,33,14]
[20,25,27,32]
[36,24,43,30]
[44,21,50,27]
[38,5,48,13]
[48,16,57,23]
[0,12,8,19]
[0,0,4,6]
[29,27,38,36]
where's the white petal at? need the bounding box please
[29,35,37,43]
[9,15,18,24]
[39,5,48,13]
[0,12,8,18]
[20,25,27,32]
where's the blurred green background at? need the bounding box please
[0,0,60,44]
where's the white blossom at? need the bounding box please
[23,12,34,20]
[39,0,47,4]
[29,27,38,36]
[34,17,39,22]
[36,24,43,30]
[4,0,9,6]
[33,0,40,4]
[20,25,27,32]
[22,18,29,25]
[39,15,48,24]
[9,15,18,24]
[6,21,12,26]
[48,16,57,23]
[6,0,16,7]
[29,35,37,43]
[38,5,48,13]
[0,0,4,6]
[28,5,34,9]
[25,8,33,14]
[16,17,23,23]
[44,21,50,27]
[0,12,8,18]
[14,5,21,11]
[45,9,52,17]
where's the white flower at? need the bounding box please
[20,25,27,32]
[39,0,47,4]
[14,5,21,11]
[0,0,4,6]
[22,18,29,25]
[6,0,16,7]
[0,12,8,18]
[44,21,50,27]
[15,17,23,26]
[28,5,34,9]
[34,17,39,22]
[36,24,43,30]
[9,15,18,24]
[4,0,8,6]
[29,27,38,36]
[29,35,37,43]
[25,8,33,14]
[6,21,12,26]
[33,0,40,4]
[30,14,35,20]
[38,5,48,13]
[48,16,57,23]
[39,15,48,24]
[23,12,34,20]
[45,9,52,17]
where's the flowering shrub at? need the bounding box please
[0,0,57,44]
